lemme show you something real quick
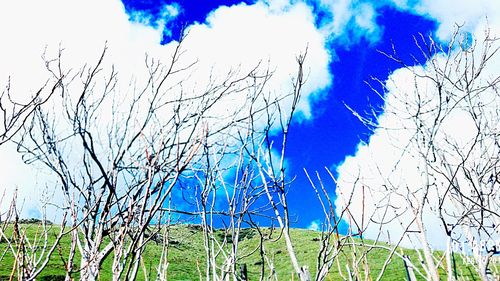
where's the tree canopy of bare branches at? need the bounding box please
[337,26,500,281]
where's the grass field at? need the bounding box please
[0,223,493,280]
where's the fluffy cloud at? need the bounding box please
[179,2,331,119]
[0,0,167,217]
[335,0,500,249]
[318,0,381,43]
[309,0,500,45]
[308,220,321,231]
[390,0,500,40]
[0,0,331,217]
[260,0,383,44]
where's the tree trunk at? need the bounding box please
[80,242,113,281]
[80,256,100,281]
[415,215,440,281]
[478,254,494,281]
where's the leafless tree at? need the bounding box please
[344,25,500,280]
[172,50,338,281]
[14,31,303,281]
[0,47,61,281]
[249,50,313,281]
[0,189,70,281]
[305,168,350,281]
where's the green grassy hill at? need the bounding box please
[0,224,490,280]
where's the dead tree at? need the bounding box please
[182,50,315,281]
[343,25,500,280]
[0,189,70,281]
[16,31,285,281]
[0,50,60,281]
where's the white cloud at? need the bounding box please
[0,0,165,98]
[317,0,382,43]
[0,0,167,217]
[335,66,445,247]
[128,2,181,37]
[308,219,321,231]
[173,1,331,120]
[261,0,382,44]
[389,0,500,41]
[0,0,332,217]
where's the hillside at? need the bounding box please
[0,223,491,280]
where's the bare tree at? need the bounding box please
[305,168,349,281]
[182,50,322,281]
[0,48,61,281]
[184,49,376,281]
[342,25,500,280]
[250,50,313,281]
[0,189,70,281]
[15,31,299,281]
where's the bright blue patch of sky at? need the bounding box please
[281,7,437,229]
[120,0,437,231]
[122,0,255,42]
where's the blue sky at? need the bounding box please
[117,0,438,228]
[0,0,498,241]
[282,8,436,227]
